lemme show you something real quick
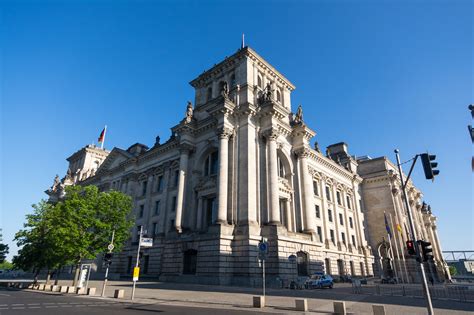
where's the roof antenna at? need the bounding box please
[241,33,245,49]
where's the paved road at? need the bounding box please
[0,289,262,315]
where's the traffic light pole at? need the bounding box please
[101,230,115,297]
[394,149,434,315]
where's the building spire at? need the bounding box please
[241,33,245,49]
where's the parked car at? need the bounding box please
[306,274,334,289]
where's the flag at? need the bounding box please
[384,213,392,237]
[396,223,403,235]
[98,127,106,143]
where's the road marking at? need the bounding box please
[61,305,73,307]
[43,302,56,305]
[46,305,59,308]
[12,307,25,309]
[28,306,41,309]
[75,305,85,307]
[27,303,41,305]
[0,293,10,297]
[0,304,7,306]
[12,303,24,306]
[0,307,8,310]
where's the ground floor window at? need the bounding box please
[337,259,345,276]
[183,249,198,275]
[325,258,331,274]
[143,255,149,274]
[360,262,365,276]
[127,256,132,274]
[350,261,355,275]
[297,251,309,276]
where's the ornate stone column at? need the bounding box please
[217,127,232,224]
[196,196,203,230]
[266,129,281,224]
[175,145,192,233]
[296,148,316,233]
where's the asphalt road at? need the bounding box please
[0,289,261,315]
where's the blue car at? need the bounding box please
[306,274,334,289]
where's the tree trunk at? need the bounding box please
[72,262,81,286]
[46,270,51,285]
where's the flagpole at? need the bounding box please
[389,212,404,283]
[393,205,410,283]
[101,125,107,150]
[385,212,398,281]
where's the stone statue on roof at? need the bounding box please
[51,175,60,192]
[294,105,304,125]
[314,141,321,153]
[221,81,229,98]
[185,101,193,123]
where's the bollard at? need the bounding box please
[44,284,51,291]
[76,287,86,295]
[372,304,386,315]
[38,284,45,291]
[51,285,59,292]
[87,287,96,296]
[295,299,308,311]
[18,283,24,289]
[334,301,346,315]
[252,296,265,308]
[66,286,76,293]
[114,289,124,299]
[59,286,68,293]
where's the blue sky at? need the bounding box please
[1,0,472,260]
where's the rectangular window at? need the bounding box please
[152,222,157,236]
[346,196,351,209]
[174,170,179,187]
[330,229,335,244]
[171,196,177,212]
[339,213,344,225]
[352,235,356,246]
[349,217,353,228]
[326,186,331,200]
[317,226,322,242]
[139,205,144,218]
[169,219,175,231]
[157,175,164,192]
[315,205,320,218]
[155,200,161,216]
[313,180,319,196]
[328,209,333,222]
[336,191,342,205]
[142,181,147,196]
[341,232,346,245]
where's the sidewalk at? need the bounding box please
[48,280,474,314]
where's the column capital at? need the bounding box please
[178,143,194,155]
[216,127,233,140]
[294,147,311,159]
[262,128,280,141]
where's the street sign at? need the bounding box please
[107,244,115,251]
[258,242,268,252]
[77,264,92,288]
[140,237,153,247]
[133,267,140,281]
[288,254,297,263]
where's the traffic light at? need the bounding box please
[418,240,434,262]
[420,153,439,180]
[406,240,416,255]
[104,252,114,264]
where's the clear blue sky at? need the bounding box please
[1,0,472,260]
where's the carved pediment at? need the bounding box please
[195,177,217,192]
[96,148,133,176]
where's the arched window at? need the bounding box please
[257,75,263,88]
[297,251,309,276]
[204,151,218,176]
[276,90,281,102]
[183,249,197,275]
[207,87,213,101]
[278,156,285,178]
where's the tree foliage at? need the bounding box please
[13,186,133,276]
[449,265,457,276]
[0,243,8,263]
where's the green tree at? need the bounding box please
[0,243,8,263]
[0,260,14,270]
[14,186,133,285]
[449,265,457,276]
[55,185,133,285]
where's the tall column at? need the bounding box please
[217,128,231,224]
[266,130,280,224]
[175,145,191,233]
[196,196,203,230]
[297,149,316,233]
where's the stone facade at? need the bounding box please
[358,157,450,282]
[47,46,447,285]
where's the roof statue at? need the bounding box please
[185,101,193,123]
[220,81,229,98]
[294,105,304,125]
[314,141,321,153]
[50,175,60,192]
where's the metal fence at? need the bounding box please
[353,284,474,302]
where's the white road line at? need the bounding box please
[12,303,24,306]
[0,304,7,306]
[43,302,56,305]
[27,303,41,305]
[45,306,59,308]
[61,305,73,307]
[0,307,8,310]
[12,307,26,309]
[28,306,41,309]
[75,305,85,307]
[0,293,10,297]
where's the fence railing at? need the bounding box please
[353,284,474,302]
